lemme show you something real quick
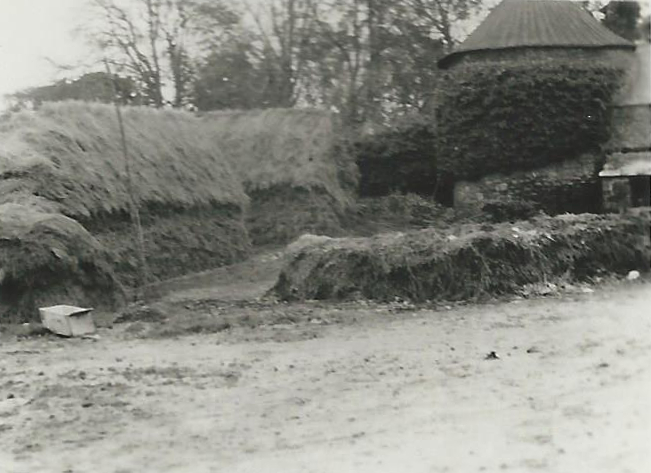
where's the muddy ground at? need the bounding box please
[0,253,650,472]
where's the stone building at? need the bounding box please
[437,0,639,214]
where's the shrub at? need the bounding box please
[437,60,624,180]
[354,114,438,197]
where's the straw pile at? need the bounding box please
[0,102,251,284]
[273,214,650,302]
[0,204,125,322]
[203,109,357,245]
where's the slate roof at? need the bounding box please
[439,0,635,68]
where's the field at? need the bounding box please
[1,253,649,473]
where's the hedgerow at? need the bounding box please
[354,114,438,197]
[273,213,650,303]
[437,60,624,180]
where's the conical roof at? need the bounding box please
[439,0,635,68]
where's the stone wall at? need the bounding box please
[454,153,603,215]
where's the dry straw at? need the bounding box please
[203,108,356,207]
[0,203,125,322]
[0,102,248,219]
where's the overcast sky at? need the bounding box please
[0,0,91,109]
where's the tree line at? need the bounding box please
[6,0,648,125]
[8,0,487,124]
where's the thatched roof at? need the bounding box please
[439,0,634,68]
[203,109,355,207]
[0,102,248,219]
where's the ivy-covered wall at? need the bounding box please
[437,59,625,181]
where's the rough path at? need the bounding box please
[1,282,650,472]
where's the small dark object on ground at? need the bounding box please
[485,351,500,360]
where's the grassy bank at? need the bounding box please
[273,214,650,302]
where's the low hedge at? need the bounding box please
[272,213,650,302]
[437,60,624,180]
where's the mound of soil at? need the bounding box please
[272,213,650,302]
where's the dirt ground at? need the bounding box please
[1,254,650,473]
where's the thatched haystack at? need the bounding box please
[203,109,357,245]
[0,204,125,323]
[273,214,650,302]
[0,102,251,285]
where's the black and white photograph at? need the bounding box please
[0,0,650,471]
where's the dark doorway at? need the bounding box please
[630,176,651,207]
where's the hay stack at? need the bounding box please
[0,204,125,323]
[0,102,251,285]
[273,214,650,302]
[203,109,357,245]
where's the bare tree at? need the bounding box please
[410,0,484,51]
[245,0,319,107]
[86,0,237,107]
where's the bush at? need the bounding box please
[272,213,650,302]
[437,60,624,180]
[354,114,438,197]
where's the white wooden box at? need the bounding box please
[38,305,95,337]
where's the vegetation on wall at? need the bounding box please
[437,60,624,180]
[354,114,438,197]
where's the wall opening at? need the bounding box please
[630,176,651,207]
